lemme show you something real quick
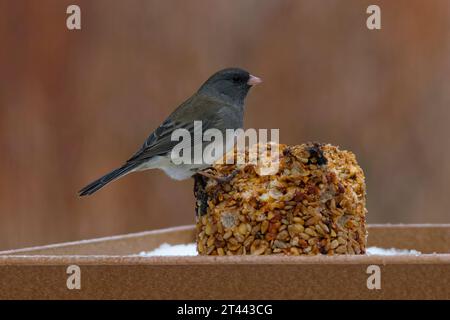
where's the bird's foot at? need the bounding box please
[197,168,240,183]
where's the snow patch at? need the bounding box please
[366,246,421,256]
[138,243,422,256]
[139,243,197,256]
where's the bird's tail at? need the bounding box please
[78,162,139,196]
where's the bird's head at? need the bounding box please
[198,68,262,105]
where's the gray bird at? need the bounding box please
[79,68,261,196]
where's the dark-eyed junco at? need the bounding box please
[79,68,261,196]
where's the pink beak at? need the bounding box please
[247,74,262,86]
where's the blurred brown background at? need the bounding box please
[0,0,449,250]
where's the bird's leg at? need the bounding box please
[218,168,240,183]
[196,169,219,181]
[197,168,241,183]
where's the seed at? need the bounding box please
[347,244,355,254]
[290,247,300,255]
[268,221,281,233]
[319,222,330,233]
[287,224,304,237]
[207,236,215,247]
[329,198,336,209]
[205,224,212,235]
[250,240,268,255]
[251,224,261,234]
[335,245,347,254]
[298,239,308,248]
[238,223,248,235]
[234,233,245,243]
[277,230,289,241]
[244,235,255,247]
[227,242,241,251]
[290,236,299,246]
[261,220,269,234]
[305,216,319,226]
[206,246,215,254]
[337,236,347,245]
[305,227,318,237]
[217,248,225,256]
[265,232,276,241]
[274,240,289,249]
[330,239,339,249]
[223,230,233,239]
[299,232,310,240]
[314,224,325,236]
[287,225,295,237]
[293,217,304,225]
[197,242,204,253]
[221,212,238,229]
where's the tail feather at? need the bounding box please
[78,162,139,196]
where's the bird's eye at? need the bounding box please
[232,76,240,82]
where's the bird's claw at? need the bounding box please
[197,168,240,183]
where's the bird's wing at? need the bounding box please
[126,119,199,163]
[126,94,240,165]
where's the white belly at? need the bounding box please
[132,139,236,180]
[134,155,208,180]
